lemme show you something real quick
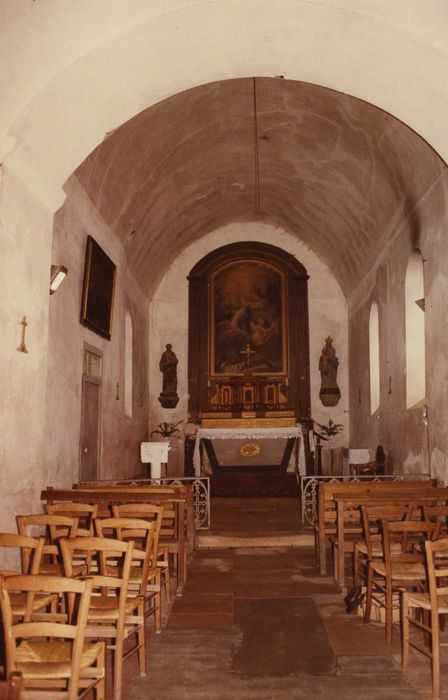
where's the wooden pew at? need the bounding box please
[333,488,448,586]
[41,485,194,594]
[315,479,435,575]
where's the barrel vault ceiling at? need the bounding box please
[74,78,445,297]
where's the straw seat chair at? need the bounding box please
[0,533,45,578]
[16,515,80,576]
[111,503,169,603]
[353,505,414,590]
[45,503,99,537]
[0,534,57,619]
[402,537,448,699]
[364,519,440,644]
[0,574,105,700]
[95,515,162,632]
[61,535,145,700]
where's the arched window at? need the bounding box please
[125,311,133,418]
[369,301,380,415]
[405,250,425,408]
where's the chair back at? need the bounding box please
[16,515,78,562]
[423,505,448,535]
[425,537,448,610]
[361,505,414,559]
[45,503,98,537]
[61,536,134,628]
[382,519,441,567]
[95,517,158,594]
[0,574,94,700]
[111,503,163,554]
[0,533,46,576]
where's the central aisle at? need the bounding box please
[123,498,424,700]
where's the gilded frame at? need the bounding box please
[209,259,288,376]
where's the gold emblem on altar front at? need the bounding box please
[240,442,261,458]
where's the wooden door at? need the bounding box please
[80,346,102,482]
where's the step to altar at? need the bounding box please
[210,472,299,497]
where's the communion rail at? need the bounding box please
[300,473,432,528]
[78,476,210,530]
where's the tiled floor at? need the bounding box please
[120,498,446,700]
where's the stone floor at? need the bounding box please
[120,498,447,700]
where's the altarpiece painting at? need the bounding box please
[210,261,288,376]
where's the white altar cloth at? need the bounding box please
[193,426,305,476]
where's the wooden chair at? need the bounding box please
[0,672,23,700]
[364,519,441,644]
[16,515,79,576]
[402,537,448,699]
[45,503,99,536]
[95,516,162,632]
[330,502,363,586]
[354,505,414,590]
[424,505,448,535]
[61,535,144,700]
[0,574,105,700]
[111,503,170,604]
[0,533,45,578]
[0,534,58,619]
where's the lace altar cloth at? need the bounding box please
[193,426,305,476]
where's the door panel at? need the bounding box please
[80,376,101,482]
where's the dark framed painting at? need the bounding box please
[209,259,288,376]
[80,236,116,340]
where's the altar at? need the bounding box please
[193,425,305,477]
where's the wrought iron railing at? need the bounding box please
[78,476,210,530]
[300,473,431,529]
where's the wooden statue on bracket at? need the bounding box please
[319,336,341,406]
[158,344,179,408]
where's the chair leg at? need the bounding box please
[332,541,338,581]
[385,580,393,644]
[431,607,440,700]
[160,549,171,603]
[363,564,373,623]
[155,589,162,634]
[114,638,124,700]
[353,545,360,587]
[137,600,147,676]
[163,567,171,604]
[401,593,409,670]
[95,642,106,700]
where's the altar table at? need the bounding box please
[193,426,305,476]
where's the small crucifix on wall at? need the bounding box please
[17,316,29,354]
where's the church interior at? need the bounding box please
[1,1,448,698]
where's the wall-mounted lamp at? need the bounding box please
[50,265,68,294]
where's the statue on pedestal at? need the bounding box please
[158,344,179,408]
[319,336,341,406]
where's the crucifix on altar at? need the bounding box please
[240,341,256,371]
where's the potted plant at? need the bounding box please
[150,421,183,439]
[315,418,344,441]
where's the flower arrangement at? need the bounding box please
[150,421,183,438]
